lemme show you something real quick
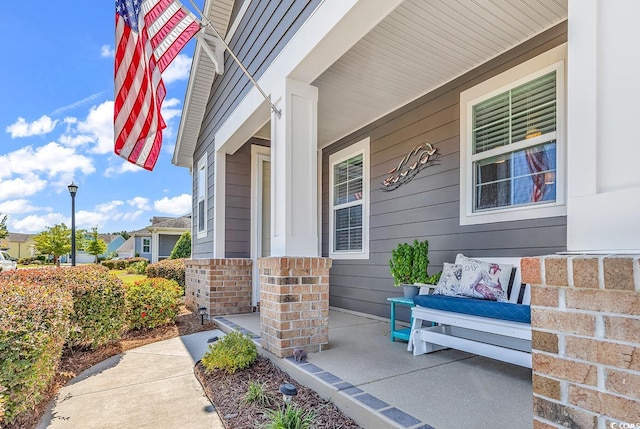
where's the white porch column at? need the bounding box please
[270,78,319,256]
[567,0,640,253]
[213,149,226,258]
[150,230,159,263]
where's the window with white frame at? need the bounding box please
[142,237,150,253]
[329,138,369,259]
[196,154,207,238]
[460,46,566,225]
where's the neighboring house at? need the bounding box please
[172,1,640,425]
[0,232,35,260]
[117,216,190,262]
[74,233,126,263]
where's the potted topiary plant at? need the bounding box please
[389,239,430,299]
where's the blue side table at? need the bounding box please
[387,296,415,342]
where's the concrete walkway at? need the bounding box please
[38,330,225,429]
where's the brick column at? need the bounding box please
[259,257,331,358]
[184,258,253,317]
[522,255,640,429]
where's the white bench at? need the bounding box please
[408,257,532,368]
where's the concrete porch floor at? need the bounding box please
[214,308,532,429]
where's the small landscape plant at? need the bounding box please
[125,278,182,330]
[262,403,315,429]
[201,331,258,374]
[242,381,273,407]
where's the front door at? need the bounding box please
[251,145,271,307]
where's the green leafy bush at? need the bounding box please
[389,239,430,285]
[125,278,182,330]
[202,331,258,374]
[145,258,185,289]
[101,259,126,270]
[0,276,73,424]
[127,260,148,275]
[64,266,126,349]
[262,403,315,429]
[170,231,191,259]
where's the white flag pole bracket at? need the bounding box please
[189,0,281,118]
[197,32,224,75]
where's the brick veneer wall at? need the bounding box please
[184,258,253,317]
[259,257,331,358]
[521,255,640,428]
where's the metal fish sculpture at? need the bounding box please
[382,142,437,191]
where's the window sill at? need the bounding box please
[329,251,369,260]
[460,203,566,226]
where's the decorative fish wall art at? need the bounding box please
[381,142,437,191]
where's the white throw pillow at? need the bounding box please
[433,262,464,297]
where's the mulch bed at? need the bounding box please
[195,356,362,429]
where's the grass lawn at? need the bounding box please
[111,269,146,284]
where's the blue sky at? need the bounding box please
[0,1,205,234]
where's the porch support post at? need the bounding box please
[213,149,226,258]
[566,0,640,252]
[269,78,319,257]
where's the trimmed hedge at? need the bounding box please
[0,275,73,424]
[145,258,185,289]
[64,266,126,349]
[101,257,149,271]
[125,278,182,330]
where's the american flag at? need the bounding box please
[114,0,200,170]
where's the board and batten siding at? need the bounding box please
[192,0,321,259]
[322,23,568,319]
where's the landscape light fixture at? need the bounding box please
[197,306,207,325]
[279,383,298,403]
[67,182,78,266]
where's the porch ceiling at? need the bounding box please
[312,0,567,148]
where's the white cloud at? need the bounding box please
[0,176,48,200]
[153,194,191,215]
[76,101,115,154]
[128,196,151,211]
[162,54,192,84]
[75,200,125,229]
[122,210,144,222]
[6,115,58,138]
[101,45,115,58]
[104,160,143,177]
[11,213,67,233]
[0,199,45,215]
[0,142,95,180]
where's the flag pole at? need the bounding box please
[188,0,281,118]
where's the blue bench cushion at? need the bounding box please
[413,294,530,324]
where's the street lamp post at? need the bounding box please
[68,182,78,266]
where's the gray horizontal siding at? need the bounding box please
[193,0,320,258]
[322,23,568,320]
[225,138,270,258]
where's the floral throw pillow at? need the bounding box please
[458,255,514,301]
[433,262,464,297]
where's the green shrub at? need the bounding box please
[125,278,182,330]
[202,331,258,374]
[0,385,6,424]
[170,231,191,259]
[145,258,185,289]
[262,403,315,429]
[102,259,125,270]
[127,260,148,275]
[64,266,126,349]
[0,275,73,424]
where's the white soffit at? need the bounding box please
[313,0,568,147]
[172,0,234,167]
